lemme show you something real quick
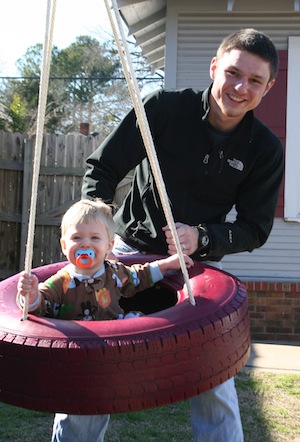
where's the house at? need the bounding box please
[115,0,300,341]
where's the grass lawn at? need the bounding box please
[0,370,299,441]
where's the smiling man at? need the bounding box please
[82,29,284,442]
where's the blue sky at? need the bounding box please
[0,0,112,76]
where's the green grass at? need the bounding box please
[0,371,299,442]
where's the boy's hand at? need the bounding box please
[17,271,39,304]
[157,253,194,274]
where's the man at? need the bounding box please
[82,28,283,442]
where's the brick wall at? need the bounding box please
[244,281,300,342]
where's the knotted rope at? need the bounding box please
[104,0,195,305]
[20,0,57,320]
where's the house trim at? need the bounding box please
[284,36,300,222]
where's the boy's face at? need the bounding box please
[60,220,114,274]
[209,48,275,130]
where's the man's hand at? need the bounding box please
[162,222,199,256]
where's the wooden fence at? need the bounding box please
[0,131,132,279]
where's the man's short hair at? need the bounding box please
[217,28,279,80]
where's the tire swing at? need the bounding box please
[0,0,251,415]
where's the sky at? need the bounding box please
[0,0,113,76]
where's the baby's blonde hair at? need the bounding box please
[61,199,115,241]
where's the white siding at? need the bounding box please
[222,217,300,282]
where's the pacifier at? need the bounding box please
[75,249,95,268]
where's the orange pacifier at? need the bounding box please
[75,249,95,268]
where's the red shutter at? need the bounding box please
[254,50,287,217]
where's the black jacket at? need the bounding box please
[82,87,284,261]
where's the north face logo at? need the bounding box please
[227,158,244,171]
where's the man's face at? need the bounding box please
[209,48,275,129]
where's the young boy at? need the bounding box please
[17,198,193,442]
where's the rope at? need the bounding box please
[104,0,195,305]
[20,0,57,320]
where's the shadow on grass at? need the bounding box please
[1,370,293,442]
[236,370,273,442]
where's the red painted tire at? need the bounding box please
[0,255,250,414]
